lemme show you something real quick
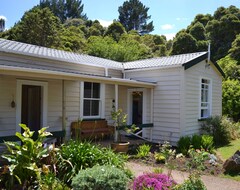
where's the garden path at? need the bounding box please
[126,161,240,190]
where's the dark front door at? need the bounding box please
[132,91,143,124]
[21,85,42,132]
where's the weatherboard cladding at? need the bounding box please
[0,39,211,72]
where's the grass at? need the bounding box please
[216,138,240,181]
[216,138,240,160]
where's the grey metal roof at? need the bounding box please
[123,52,208,70]
[0,39,210,71]
[0,39,123,69]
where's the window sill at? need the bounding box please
[198,118,209,121]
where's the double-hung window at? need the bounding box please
[200,78,211,119]
[83,82,101,117]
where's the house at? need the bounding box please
[0,39,224,145]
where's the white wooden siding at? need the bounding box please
[125,68,182,144]
[0,53,105,77]
[108,69,122,78]
[105,84,115,125]
[0,75,16,136]
[183,60,222,136]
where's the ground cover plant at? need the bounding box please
[72,165,129,190]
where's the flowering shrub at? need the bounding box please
[133,173,176,190]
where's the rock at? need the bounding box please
[223,150,240,173]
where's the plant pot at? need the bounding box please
[111,141,130,153]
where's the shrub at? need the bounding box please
[191,134,202,149]
[177,136,191,155]
[0,124,52,189]
[201,135,214,152]
[201,116,239,146]
[133,173,176,190]
[56,140,125,183]
[174,173,206,190]
[186,148,209,171]
[71,165,129,190]
[136,144,151,158]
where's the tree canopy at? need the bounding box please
[118,0,154,34]
[40,0,87,22]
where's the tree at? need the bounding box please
[7,7,62,47]
[189,22,206,41]
[171,32,197,55]
[40,0,87,22]
[118,0,154,34]
[229,34,240,61]
[105,21,126,41]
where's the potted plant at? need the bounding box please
[110,108,135,153]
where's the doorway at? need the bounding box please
[132,91,143,124]
[21,85,42,131]
[16,80,48,133]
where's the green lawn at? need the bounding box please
[216,138,240,160]
[216,138,240,181]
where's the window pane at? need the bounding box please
[201,109,208,118]
[83,100,90,116]
[91,100,99,116]
[92,83,100,98]
[84,82,91,98]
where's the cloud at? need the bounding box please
[160,24,175,30]
[176,17,188,21]
[163,33,176,40]
[0,15,7,21]
[97,19,113,27]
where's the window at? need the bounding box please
[83,82,101,117]
[200,78,211,119]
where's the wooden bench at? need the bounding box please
[71,119,114,140]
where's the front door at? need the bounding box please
[21,85,42,132]
[132,91,143,124]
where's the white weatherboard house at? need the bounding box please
[0,39,224,145]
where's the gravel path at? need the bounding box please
[126,161,240,190]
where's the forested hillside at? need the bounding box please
[0,0,239,120]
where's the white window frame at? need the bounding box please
[199,78,212,119]
[80,82,105,119]
[16,80,48,133]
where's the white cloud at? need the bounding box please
[97,19,113,27]
[176,17,188,21]
[160,24,175,30]
[163,33,176,40]
[0,15,7,21]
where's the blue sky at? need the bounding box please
[0,0,239,39]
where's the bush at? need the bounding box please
[201,135,214,152]
[56,140,125,183]
[177,136,191,155]
[71,165,129,190]
[201,116,239,146]
[174,173,206,190]
[191,134,202,149]
[133,173,176,190]
[136,144,151,158]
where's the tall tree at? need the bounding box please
[118,0,154,34]
[6,7,61,47]
[40,0,87,22]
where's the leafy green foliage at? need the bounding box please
[229,34,240,61]
[177,136,191,155]
[186,148,209,171]
[191,134,202,150]
[71,165,129,190]
[136,144,151,158]
[0,124,52,189]
[174,173,207,190]
[154,141,175,164]
[118,0,154,34]
[6,7,62,47]
[40,0,87,22]
[201,135,214,152]
[201,116,234,146]
[56,140,126,183]
[104,21,126,41]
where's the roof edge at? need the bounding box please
[183,52,225,77]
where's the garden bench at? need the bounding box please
[71,119,114,140]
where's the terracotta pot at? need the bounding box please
[111,141,130,153]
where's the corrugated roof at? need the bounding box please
[123,52,208,70]
[0,39,210,71]
[0,39,123,69]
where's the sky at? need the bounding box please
[0,0,240,40]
